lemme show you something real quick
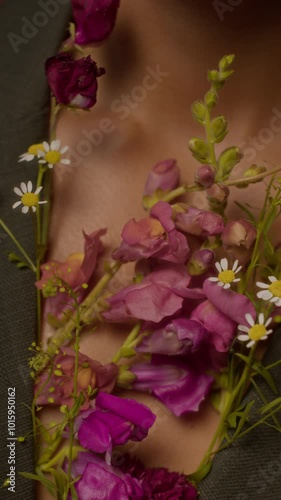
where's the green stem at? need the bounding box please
[112,322,142,363]
[0,219,36,272]
[250,377,281,430]
[266,359,281,371]
[205,101,217,169]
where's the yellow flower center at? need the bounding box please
[28,143,44,156]
[248,324,267,341]
[268,280,281,298]
[45,150,61,164]
[21,193,39,207]
[218,269,235,284]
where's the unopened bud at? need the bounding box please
[195,165,215,188]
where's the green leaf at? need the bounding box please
[211,115,228,143]
[260,397,281,415]
[219,54,235,71]
[233,400,255,438]
[252,361,278,394]
[188,461,212,483]
[234,201,256,224]
[20,472,56,497]
[8,252,29,269]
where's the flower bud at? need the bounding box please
[222,219,257,264]
[204,89,218,109]
[218,147,243,178]
[195,165,215,188]
[189,138,210,163]
[206,184,230,209]
[187,249,215,275]
[143,159,180,196]
[191,100,206,124]
[243,165,267,182]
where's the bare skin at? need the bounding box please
[39,1,281,497]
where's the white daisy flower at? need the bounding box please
[12,181,47,214]
[18,143,45,162]
[256,276,281,307]
[237,313,273,348]
[38,140,70,169]
[209,258,242,289]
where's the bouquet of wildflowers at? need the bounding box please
[2,1,281,499]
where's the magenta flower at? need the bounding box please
[119,454,198,500]
[68,452,143,499]
[36,229,106,320]
[45,53,105,109]
[137,318,207,355]
[72,0,120,45]
[112,201,189,264]
[131,356,214,416]
[35,348,118,410]
[103,264,205,323]
[77,393,156,457]
[175,207,224,237]
[203,279,256,326]
[143,159,180,196]
[222,219,257,264]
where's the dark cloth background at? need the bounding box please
[0,1,281,499]
[0,1,71,499]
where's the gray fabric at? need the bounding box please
[199,331,281,500]
[0,1,71,499]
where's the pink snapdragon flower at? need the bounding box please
[175,206,225,237]
[143,159,180,195]
[222,219,257,264]
[35,347,118,410]
[112,202,189,264]
[72,0,120,45]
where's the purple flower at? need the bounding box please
[112,202,189,264]
[118,454,198,500]
[175,206,225,237]
[222,219,257,265]
[103,264,205,323]
[143,159,180,196]
[72,0,120,45]
[35,347,118,410]
[45,53,105,109]
[77,393,156,457]
[203,279,256,326]
[137,318,207,355]
[131,356,213,416]
[68,452,143,499]
[187,249,215,276]
[195,165,215,188]
[36,229,106,320]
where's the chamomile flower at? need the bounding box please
[18,143,45,162]
[12,181,47,213]
[209,258,242,289]
[38,140,70,169]
[238,313,273,348]
[256,276,281,307]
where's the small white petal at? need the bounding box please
[215,262,222,272]
[269,276,277,282]
[60,145,68,154]
[39,159,47,163]
[270,296,279,303]
[20,182,27,193]
[246,340,255,348]
[43,141,50,151]
[32,206,36,212]
[238,334,249,341]
[267,329,273,335]
[235,266,242,274]
[38,200,47,205]
[265,317,272,327]
[14,187,23,196]
[232,260,239,271]
[238,325,249,333]
[233,278,241,282]
[22,206,29,214]
[61,159,70,165]
[37,150,45,158]
[258,313,264,324]
[218,281,224,287]
[35,186,43,195]
[256,282,269,289]
[276,299,281,307]
[224,283,231,289]
[27,180,33,192]
[209,277,219,282]
[258,290,272,300]
[221,258,228,271]
[48,164,54,169]
[245,313,255,326]
[12,201,22,209]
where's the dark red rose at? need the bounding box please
[45,53,105,109]
[72,0,120,45]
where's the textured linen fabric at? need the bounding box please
[0,1,71,499]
